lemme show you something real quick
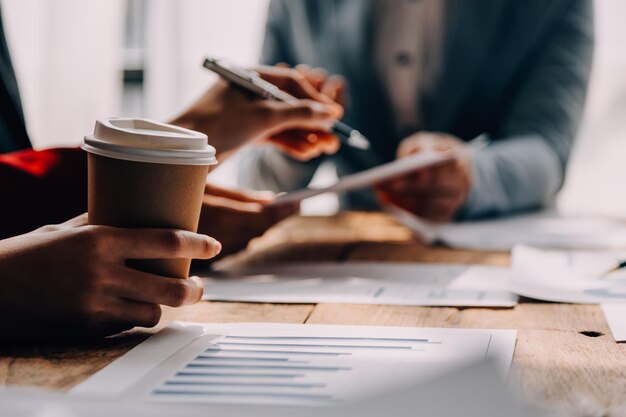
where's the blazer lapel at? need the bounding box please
[426,0,507,133]
[328,0,377,84]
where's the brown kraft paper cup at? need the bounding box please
[88,153,210,278]
[83,118,217,279]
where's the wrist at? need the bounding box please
[170,110,204,136]
[169,110,228,158]
[455,158,479,221]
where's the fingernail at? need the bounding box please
[312,102,334,117]
[254,191,276,201]
[210,238,222,257]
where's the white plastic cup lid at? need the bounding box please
[82,118,217,166]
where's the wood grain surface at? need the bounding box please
[1,212,624,416]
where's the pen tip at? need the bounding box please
[348,132,370,150]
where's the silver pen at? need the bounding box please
[203,57,370,150]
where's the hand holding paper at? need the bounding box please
[377,132,474,222]
[271,136,487,206]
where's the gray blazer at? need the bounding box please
[239,0,594,218]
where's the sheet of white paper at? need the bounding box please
[510,245,626,303]
[271,150,453,206]
[390,207,626,251]
[71,322,516,408]
[2,360,539,417]
[601,304,626,342]
[201,263,517,307]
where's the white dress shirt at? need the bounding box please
[375,0,445,134]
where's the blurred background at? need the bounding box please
[2,0,625,217]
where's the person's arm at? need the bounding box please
[377,0,593,222]
[170,67,342,163]
[0,214,220,342]
[171,1,343,165]
[237,144,324,193]
[0,147,87,239]
[458,0,593,219]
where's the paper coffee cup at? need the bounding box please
[82,118,217,278]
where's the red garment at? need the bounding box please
[0,147,87,239]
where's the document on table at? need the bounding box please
[390,206,626,251]
[71,322,517,407]
[271,138,486,206]
[201,262,517,307]
[4,361,538,417]
[601,304,626,342]
[510,245,626,303]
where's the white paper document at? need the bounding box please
[202,263,517,307]
[71,322,517,407]
[390,207,626,251]
[510,245,626,303]
[4,361,538,417]
[271,144,476,206]
[601,304,626,342]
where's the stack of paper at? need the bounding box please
[449,245,626,343]
[72,322,517,408]
[202,262,517,307]
[509,246,626,304]
[390,207,626,251]
[601,304,626,342]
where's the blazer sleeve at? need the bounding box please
[458,0,594,219]
[238,0,324,193]
[0,147,87,239]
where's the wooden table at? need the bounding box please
[2,212,626,416]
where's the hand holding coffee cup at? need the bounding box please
[82,118,218,278]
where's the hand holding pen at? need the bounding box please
[172,65,345,161]
[203,58,371,161]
